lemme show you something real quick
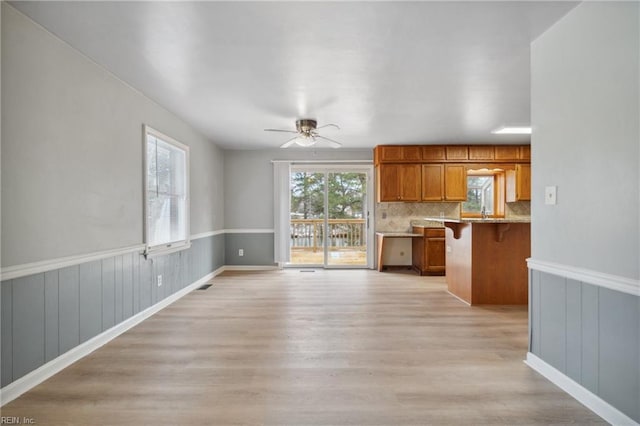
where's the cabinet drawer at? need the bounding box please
[425,229,445,238]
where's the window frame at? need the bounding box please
[143,125,191,256]
[461,169,506,218]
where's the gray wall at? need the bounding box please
[530,2,639,421]
[222,148,372,265]
[1,5,226,388]
[531,1,639,280]
[223,148,372,229]
[1,235,224,387]
[1,4,224,267]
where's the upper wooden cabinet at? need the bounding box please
[444,165,467,201]
[421,164,444,201]
[377,164,421,202]
[494,146,520,161]
[445,146,468,160]
[374,144,530,204]
[421,146,446,161]
[376,145,422,162]
[506,164,531,201]
[469,146,494,161]
[375,144,530,164]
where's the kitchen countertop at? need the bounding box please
[375,231,423,237]
[423,217,531,224]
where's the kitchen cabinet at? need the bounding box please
[469,146,494,161]
[506,164,531,201]
[445,146,468,160]
[377,146,422,162]
[421,164,444,201]
[412,226,446,276]
[421,146,446,161]
[377,164,421,202]
[444,165,467,201]
[494,146,520,161]
[375,144,530,164]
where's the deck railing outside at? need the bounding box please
[290,218,366,252]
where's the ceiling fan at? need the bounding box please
[265,119,342,148]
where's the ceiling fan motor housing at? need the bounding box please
[296,119,317,136]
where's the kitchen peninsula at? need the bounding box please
[428,217,531,305]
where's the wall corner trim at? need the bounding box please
[525,352,639,426]
[0,266,226,406]
[527,258,640,296]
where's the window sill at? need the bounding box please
[144,241,191,258]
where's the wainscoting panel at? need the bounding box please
[225,232,275,266]
[530,268,640,423]
[0,234,224,389]
[44,271,59,363]
[12,275,45,381]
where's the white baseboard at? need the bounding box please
[525,352,638,426]
[0,266,226,406]
[221,265,279,271]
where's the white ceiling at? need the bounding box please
[11,1,577,150]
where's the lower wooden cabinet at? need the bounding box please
[411,226,446,276]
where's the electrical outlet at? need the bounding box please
[157,275,162,287]
[238,249,244,257]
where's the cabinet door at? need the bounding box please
[516,164,531,200]
[403,146,422,161]
[421,164,444,201]
[495,146,520,161]
[422,146,445,161]
[379,146,403,162]
[444,165,467,201]
[378,164,400,201]
[446,146,469,160]
[426,235,445,273]
[399,164,421,201]
[506,164,531,201]
[469,146,494,161]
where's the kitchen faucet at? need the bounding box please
[481,206,487,219]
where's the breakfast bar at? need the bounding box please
[427,218,531,305]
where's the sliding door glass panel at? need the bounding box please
[290,171,325,266]
[327,172,367,266]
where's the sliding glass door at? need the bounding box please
[289,166,373,268]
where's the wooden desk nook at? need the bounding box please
[375,232,423,272]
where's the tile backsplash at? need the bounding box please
[375,201,531,232]
[375,202,459,232]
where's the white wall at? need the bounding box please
[531,1,639,280]
[1,4,224,267]
[223,148,372,230]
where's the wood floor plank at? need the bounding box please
[2,270,605,425]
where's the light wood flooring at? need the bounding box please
[2,270,604,425]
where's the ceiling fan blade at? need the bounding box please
[315,123,341,131]
[315,135,342,148]
[279,136,299,149]
[265,129,298,134]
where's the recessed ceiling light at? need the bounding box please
[491,126,532,135]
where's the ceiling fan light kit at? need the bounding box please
[265,119,342,149]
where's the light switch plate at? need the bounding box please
[545,186,557,205]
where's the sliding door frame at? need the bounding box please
[288,163,374,269]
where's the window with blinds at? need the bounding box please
[144,126,190,254]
